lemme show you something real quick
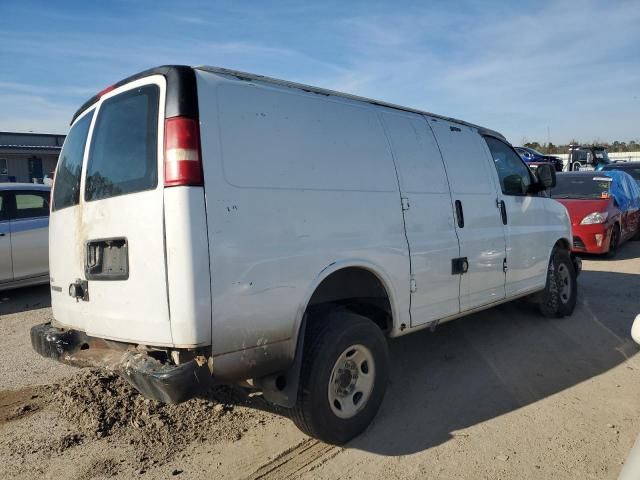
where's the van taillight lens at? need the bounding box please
[164,117,203,187]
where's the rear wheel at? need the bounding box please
[291,309,389,444]
[606,225,620,258]
[538,248,577,318]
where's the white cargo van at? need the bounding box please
[32,65,579,444]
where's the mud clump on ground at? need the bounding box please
[52,368,277,467]
[0,384,53,424]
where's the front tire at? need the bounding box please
[538,248,577,318]
[291,309,389,444]
[606,225,620,258]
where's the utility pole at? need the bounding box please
[547,126,550,146]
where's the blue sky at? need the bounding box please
[1,0,638,145]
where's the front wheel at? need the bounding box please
[291,310,389,444]
[606,225,620,258]
[538,248,577,318]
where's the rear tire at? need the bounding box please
[538,248,577,318]
[291,309,389,445]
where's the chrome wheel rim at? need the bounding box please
[328,344,375,419]
[557,263,571,304]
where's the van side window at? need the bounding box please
[14,191,50,220]
[52,111,94,211]
[85,85,159,202]
[484,136,532,196]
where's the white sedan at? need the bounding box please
[0,183,51,291]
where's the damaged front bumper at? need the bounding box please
[30,322,210,404]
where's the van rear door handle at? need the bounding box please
[455,200,464,228]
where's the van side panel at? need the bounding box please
[164,186,212,346]
[195,71,411,360]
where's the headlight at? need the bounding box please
[580,211,608,225]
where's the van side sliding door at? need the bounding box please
[380,110,461,326]
[427,117,507,311]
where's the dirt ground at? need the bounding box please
[1,243,639,480]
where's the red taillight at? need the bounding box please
[164,117,203,187]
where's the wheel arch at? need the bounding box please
[290,260,400,358]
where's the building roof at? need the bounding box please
[0,145,61,151]
[0,131,65,150]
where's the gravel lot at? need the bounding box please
[1,243,639,479]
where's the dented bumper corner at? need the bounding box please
[30,322,210,404]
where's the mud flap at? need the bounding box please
[256,317,307,408]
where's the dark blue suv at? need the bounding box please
[515,147,564,172]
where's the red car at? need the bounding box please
[550,171,640,257]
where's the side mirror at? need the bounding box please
[536,163,556,189]
[504,174,526,195]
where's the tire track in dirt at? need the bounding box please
[246,438,341,479]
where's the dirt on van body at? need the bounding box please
[1,243,640,479]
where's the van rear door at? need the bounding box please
[50,76,173,345]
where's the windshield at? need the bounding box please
[593,149,610,163]
[528,148,545,156]
[551,175,613,199]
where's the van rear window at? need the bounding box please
[85,85,159,202]
[52,110,93,211]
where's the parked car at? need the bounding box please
[601,161,640,185]
[0,183,50,291]
[514,146,564,172]
[567,144,611,171]
[31,65,577,445]
[550,171,640,257]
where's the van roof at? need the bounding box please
[195,65,507,142]
[72,65,506,142]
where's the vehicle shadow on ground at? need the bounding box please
[346,268,639,456]
[0,284,51,316]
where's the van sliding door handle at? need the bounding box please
[455,200,464,228]
[499,200,508,225]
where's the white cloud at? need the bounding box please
[310,0,640,144]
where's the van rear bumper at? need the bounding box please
[30,322,210,404]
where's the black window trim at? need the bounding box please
[483,134,537,197]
